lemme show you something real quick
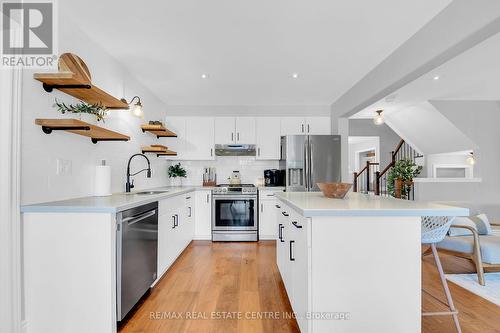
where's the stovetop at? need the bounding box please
[213,184,257,195]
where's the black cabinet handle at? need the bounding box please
[174,214,179,227]
[289,240,295,261]
[172,215,176,228]
[275,204,281,208]
[281,212,289,217]
[279,224,284,242]
[292,221,302,229]
[188,207,192,217]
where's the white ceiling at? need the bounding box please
[352,30,500,119]
[62,0,451,106]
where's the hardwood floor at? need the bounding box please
[119,241,300,333]
[119,241,500,333]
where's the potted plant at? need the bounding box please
[168,163,187,186]
[387,159,422,199]
[54,99,107,124]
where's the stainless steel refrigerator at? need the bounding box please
[279,135,341,192]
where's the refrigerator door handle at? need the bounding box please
[309,140,314,191]
[303,139,309,190]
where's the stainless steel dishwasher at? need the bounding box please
[116,201,158,321]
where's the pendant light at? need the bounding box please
[373,110,384,125]
[466,152,476,165]
[121,96,143,118]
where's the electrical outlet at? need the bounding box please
[56,159,72,175]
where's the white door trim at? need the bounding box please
[0,30,23,333]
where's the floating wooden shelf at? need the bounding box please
[141,144,177,156]
[35,119,130,144]
[156,151,177,157]
[141,124,177,138]
[34,53,129,109]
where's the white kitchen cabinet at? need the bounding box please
[275,203,310,333]
[158,199,178,276]
[305,116,331,134]
[157,193,195,279]
[256,117,281,160]
[289,209,310,333]
[235,117,256,143]
[194,190,212,240]
[214,117,236,144]
[165,117,215,160]
[214,117,256,144]
[280,116,331,135]
[276,204,291,288]
[258,188,285,239]
[281,117,305,135]
[184,117,215,160]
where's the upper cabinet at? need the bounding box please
[256,117,281,160]
[164,117,215,160]
[305,116,331,135]
[281,117,331,135]
[166,116,330,160]
[184,117,215,160]
[214,117,256,144]
[235,117,256,144]
[280,117,305,135]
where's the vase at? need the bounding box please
[171,177,182,187]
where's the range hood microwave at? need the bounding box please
[215,144,256,156]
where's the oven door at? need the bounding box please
[212,195,257,231]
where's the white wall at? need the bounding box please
[424,152,473,178]
[168,157,279,186]
[384,101,475,155]
[414,100,500,219]
[21,10,170,205]
[165,105,331,117]
[348,137,380,182]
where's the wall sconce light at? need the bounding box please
[373,110,384,125]
[466,151,476,165]
[121,96,143,118]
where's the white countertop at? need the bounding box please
[276,192,469,217]
[21,186,197,214]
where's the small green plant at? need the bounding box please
[387,159,422,199]
[168,163,187,178]
[54,99,107,123]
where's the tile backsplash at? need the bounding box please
[167,157,279,186]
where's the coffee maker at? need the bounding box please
[263,169,285,186]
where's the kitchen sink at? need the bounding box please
[133,190,169,195]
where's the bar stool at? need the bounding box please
[421,216,461,333]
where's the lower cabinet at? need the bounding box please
[276,203,310,333]
[194,190,212,240]
[157,193,195,279]
[259,188,285,239]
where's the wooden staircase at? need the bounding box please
[353,139,421,199]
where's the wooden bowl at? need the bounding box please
[317,183,352,199]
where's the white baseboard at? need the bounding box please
[193,235,211,240]
[259,235,277,240]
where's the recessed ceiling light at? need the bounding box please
[291,73,299,79]
[433,75,440,80]
[201,74,209,79]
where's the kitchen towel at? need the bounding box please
[94,161,111,196]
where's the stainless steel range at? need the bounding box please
[212,184,258,241]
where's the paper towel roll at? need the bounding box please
[94,165,111,196]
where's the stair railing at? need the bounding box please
[353,160,379,193]
[375,139,421,199]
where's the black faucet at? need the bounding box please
[126,153,152,192]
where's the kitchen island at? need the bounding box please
[274,191,468,333]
